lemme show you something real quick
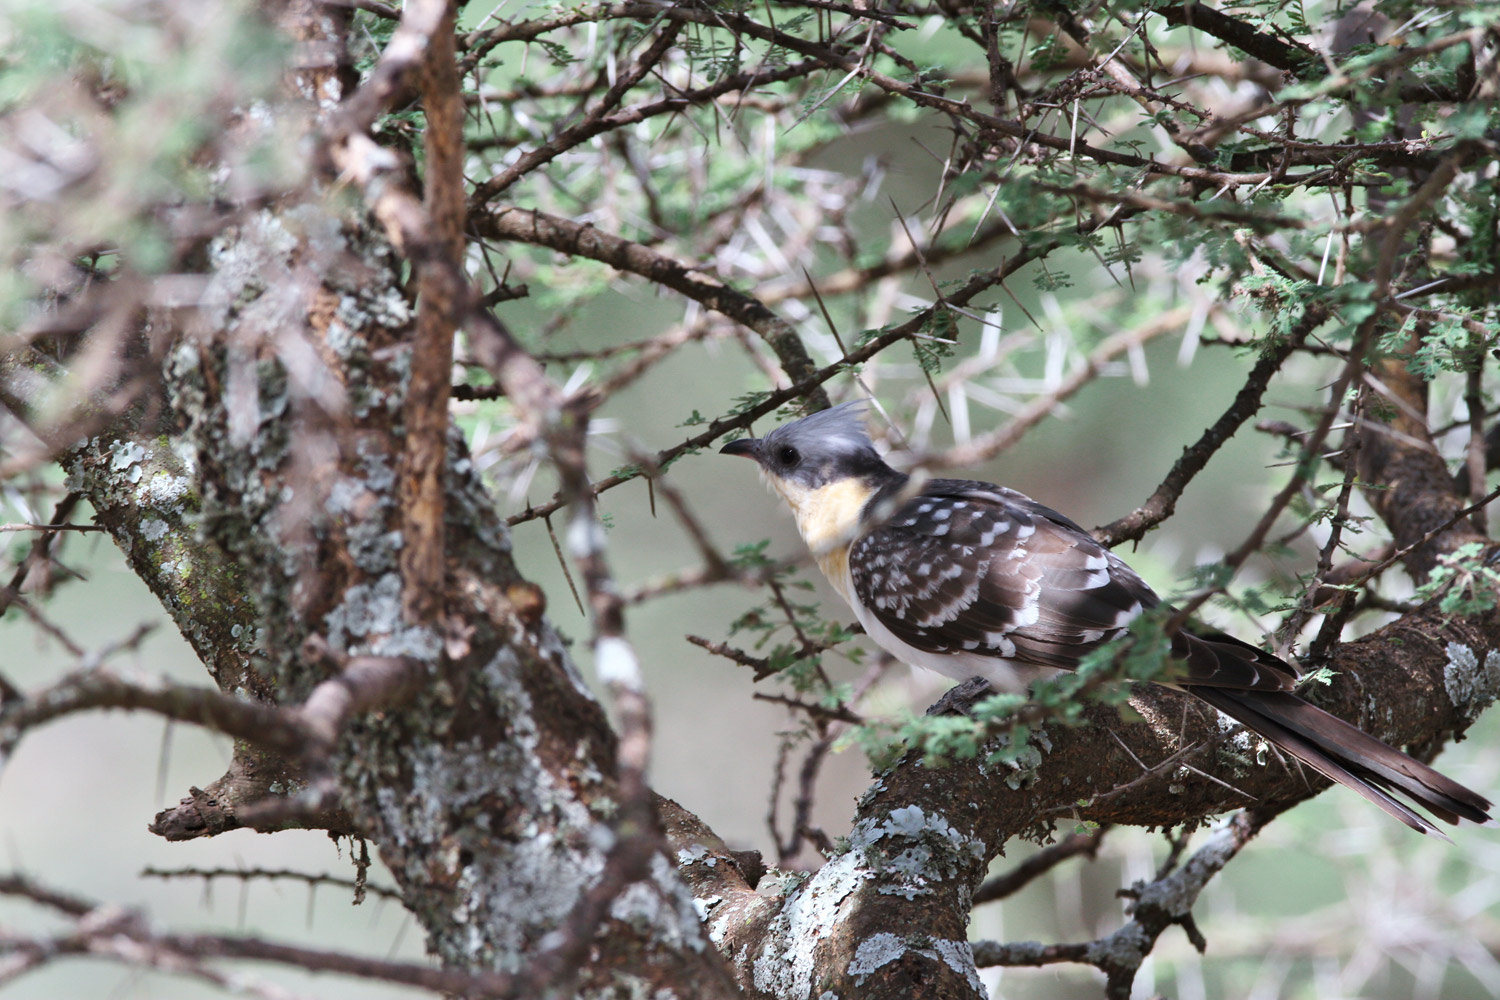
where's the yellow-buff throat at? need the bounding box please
[763,475,874,601]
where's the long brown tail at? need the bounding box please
[1191,687,1493,836]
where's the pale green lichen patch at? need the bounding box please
[64,433,262,688]
[846,933,983,994]
[1444,642,1500,720]
[445,445,512,555]
[351,646,705,976]
[359,649,604,967]
[201,212,299,331]
[752,851,867,997]
[848,805,987,899]
[321,571,440,658]
[110,440,147,471]
[996,732,1046,790]
[1134,834,1234,918]
[610,853,708,954]
[676,843,714,868]
[348,522,403,574]
[846,932,905,981]
[137,468,197,516]
[1086,921,1150,968]
[934,938,983,990]
[324,572,402,646]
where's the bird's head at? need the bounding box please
[720,401,900,551]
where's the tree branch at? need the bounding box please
[972,807,1279,998]
[472,206,830,409]
[972,826,1109,905]
[1096,306,1319,546]
[1154,2,1323,79]
[400,0,466,625]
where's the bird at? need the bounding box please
[720,400,1493,835]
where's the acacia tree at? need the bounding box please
[2,0,1499,997]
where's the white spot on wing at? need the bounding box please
[981,633,1017,657]
[914,599,962,627]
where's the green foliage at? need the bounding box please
[1028,33,1071,72]
[1375,312,1423,360]
[727,543,859,694]
[528,38,579,68]
[1183,560,1235,596]
[680,32,744,78]
[848,610,1179,773]
[1031,263,1073,292]
[907,64,952,89]
[1415,543,1500,617]
[1460,3,1500,25]
[1298,665,1338,688]
[1410,316,1491,379]
[1224,580,1300,619]
[911,307,959,376]
[349,9,399,74]
[722,392,772,428]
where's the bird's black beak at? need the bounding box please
[720,438,759,459]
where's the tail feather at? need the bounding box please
[1192,687,1492,835]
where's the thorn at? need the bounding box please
[544,513,585,616]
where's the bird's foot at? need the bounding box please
[925,676,995,717]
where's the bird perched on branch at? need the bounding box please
[721,400,1492,835]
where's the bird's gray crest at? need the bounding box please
[762,400,873,457]
[728,398,891,487]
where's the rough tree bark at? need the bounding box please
[2,1,1497,999]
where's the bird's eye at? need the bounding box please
[776,445,801,466]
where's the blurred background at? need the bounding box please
[4,0,1500,997]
